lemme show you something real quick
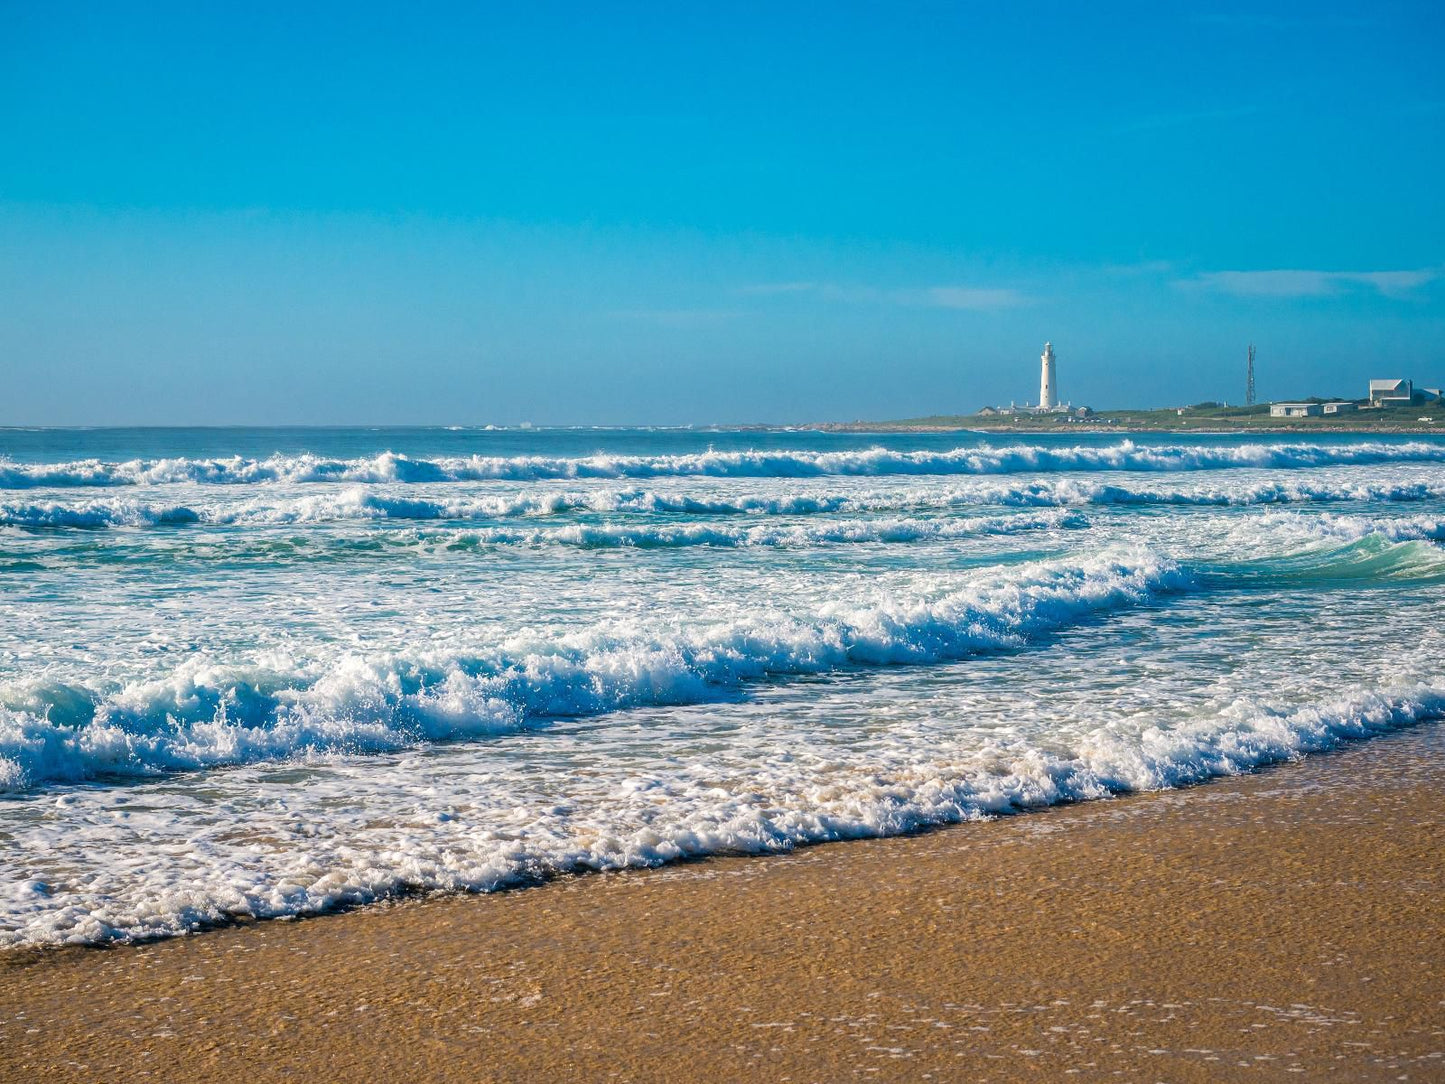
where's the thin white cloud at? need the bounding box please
[740,282,1029,310]
[736,282,817,296]
[918,286,1028,310]
[1184,269,1441,299]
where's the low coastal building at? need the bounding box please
[1369,378,1413,405]
[1270,402,1323,418]
[1366,379,1445,406]
[1322,401,1357,414]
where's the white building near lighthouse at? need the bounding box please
[1039,342,1058,410]
[974,341,1086,418]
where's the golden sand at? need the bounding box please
[3,730,1442,1082]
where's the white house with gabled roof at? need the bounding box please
[1369,378,1412,405]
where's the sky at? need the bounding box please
[2,1,1443,425]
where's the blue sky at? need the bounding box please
[2,2,1442,424]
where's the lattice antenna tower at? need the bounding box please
[1246,344,1256,407]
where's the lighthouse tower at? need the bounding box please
[1039,342,1058,410]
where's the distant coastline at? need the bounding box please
[810,404,1443,434]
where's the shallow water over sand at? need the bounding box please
[1,427,1442,945]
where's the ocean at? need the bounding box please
[1,426,1443,947]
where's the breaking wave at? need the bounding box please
[1215,532,1445,589]
[4,477,1443,531]
[0,547,1184,790]
[3,440,1444,488]
[6,679,1441,945]
[1259,512,1445,545]
[0,506,1087,548]
[394,513,1088,550]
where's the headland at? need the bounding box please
[813,401,1445,434]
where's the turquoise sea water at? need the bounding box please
[1,427,1443,945]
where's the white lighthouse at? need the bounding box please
[1039,341,1058,410]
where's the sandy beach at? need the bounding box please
[3,726,1441,1083]
[7,3,1445,1081]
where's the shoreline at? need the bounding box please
[3,726,1442,1082]
[804,421,1445,435]
[5,423,1444,436]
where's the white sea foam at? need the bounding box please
[4,476,1443,530]
[3,431,1443,950]
[1278,512,1445,543]
[981,476,1445,508]
[2,679,1439,946]
[0,546,1184,790]
[0,500,204,528]
[0,507,1086,551]
[3,440,1444,488]
[412,513,1088,550]
[1209,512,1445,557]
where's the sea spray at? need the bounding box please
[0,546,1184,790]
[5,476,1445,530]
[4,428,1444,950]
[3,679,1440,946]
[4,439,1445,488]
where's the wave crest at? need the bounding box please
[0,547,1185,790]
[4,440,1444,488]
[4,475,1443,531]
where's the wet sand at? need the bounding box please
[3,728,1442,1082]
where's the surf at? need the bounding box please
[4,439,1445,488]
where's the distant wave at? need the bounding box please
[0,501,204,528]
[0,503,1086,546]
[0,547,1184,790]
[3,476,1443,531]
[1266,512,1445,544]
[1211,525,1445,591]
[3,440,1444,488]
[397,512,1089,550]
[981,477,1445,509]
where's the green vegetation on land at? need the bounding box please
[816,401,1443,433]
